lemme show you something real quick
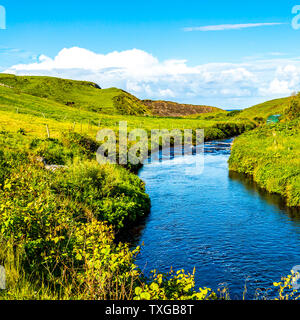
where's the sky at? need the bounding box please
[1,0,300,109]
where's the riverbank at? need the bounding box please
[0,115,254,300]
[1,121,299,300]
[229,119,300,208]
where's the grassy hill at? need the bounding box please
[0,74,228,118]
[0,74,150,116]
[229,93,300,207]
[237,97,290,120]
[143,99,224,117]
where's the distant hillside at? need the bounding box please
[143,100,224,117]
[0,74,149,116]
[237,97,290,120]
[0,74,225,118]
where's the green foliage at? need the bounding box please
[134,269,217,300]
[229,120,300,207]
[0,149,216,300]
[212,121,256,137]
[113,92,149,115]
[30,138,74,165]
[52,160,150,228]
[273,271,300,300]
[61,132,100,155]
[253,116,265,124]
[29,133,99,165]
[226,110,242,117]
[284,93,300,121]
[0,132,150,278]
[0,132,29,185]
[17,128,26,135]
[71,220,141,300]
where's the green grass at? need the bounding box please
[236,97,290,120]
[0,91,254,142]
[0,74,254,141]
[0,74,149,115]
[229,94,300,207]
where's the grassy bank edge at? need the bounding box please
[228,124,300,208]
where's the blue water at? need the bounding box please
[135,139,300,299]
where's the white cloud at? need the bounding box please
[183,23,285,32]
[8,47,158,71]
[159,88,175,98]
[259,79,291,96]
[4,47,300,108]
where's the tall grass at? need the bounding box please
[229,94,300,207]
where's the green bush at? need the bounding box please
[284,93,300,121]
[51,160,150,228]
[0,146,214,300]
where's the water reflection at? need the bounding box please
[229,171,300,222]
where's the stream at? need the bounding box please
[135,138,300,299]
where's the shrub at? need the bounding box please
[134,269,217,300]
[285,93,300,121]
[61,132,100,156]
[51,161,150,229]
[227,110,242,117]
[30,138,73,165]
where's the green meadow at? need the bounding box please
[236,97,290,120]
[0,76,254,141]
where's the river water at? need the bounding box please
[135,139,300,299]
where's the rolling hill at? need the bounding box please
[0,74,226,118]
[237,97,290,120]
[0,74,150,116]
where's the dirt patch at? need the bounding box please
[143,100,223,117]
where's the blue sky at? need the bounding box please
[1,0,300,108]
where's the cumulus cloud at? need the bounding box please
[4,47,300,108]
[259,79,291,96]
[183,22,285,32]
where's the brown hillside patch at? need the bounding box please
[143,100,224,117]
